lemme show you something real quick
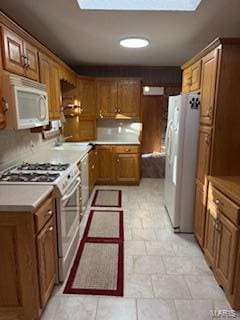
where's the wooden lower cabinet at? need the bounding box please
[89,149,98,193]
[215,213,238,293]
[0,194,56,320]
[37,217,56,308]
[193,181,207,247]
[203,179,240,309]
[96,146,113,184]
[115,152,140,184]
[204,201,217,267]
[95,145,140,186]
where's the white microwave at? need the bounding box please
[2,74,49,130]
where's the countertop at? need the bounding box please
[91,140,140,145]
[0,185,54,212]
[208,176,240,205]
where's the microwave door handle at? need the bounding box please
[62,178,81,202]
[38,95,47,121]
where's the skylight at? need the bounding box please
[77,0,202,11]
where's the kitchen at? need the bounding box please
[0,1,240,319]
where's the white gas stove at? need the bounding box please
[0,161,81,282]
[0,162,80,196]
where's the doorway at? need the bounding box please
[141,84,181,178]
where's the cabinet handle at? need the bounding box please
[205,134,210,145]
[125,149,131,152]
[207,107,213,119]
[45,209,53,217]
[48,226,54,232]
[1,98,9,112]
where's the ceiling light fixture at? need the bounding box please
[120,37,149,48]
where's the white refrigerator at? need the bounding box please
[164,93,200,233]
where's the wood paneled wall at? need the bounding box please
[74,66,182,85]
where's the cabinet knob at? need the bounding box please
[117,159,120,163]
[118,108,121,113]
[115,108,118,113]
[48,226,54,232]
[45,209,53,217]
[125,149,131,152]
[92,165,95,169]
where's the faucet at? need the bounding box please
[55,135,73,146]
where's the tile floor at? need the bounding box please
[41,179,239,320]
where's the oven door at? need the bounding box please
[58,177,81,259]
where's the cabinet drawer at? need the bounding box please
[208,185,240,225]
[35,196,54,233]
[114,146,139,154]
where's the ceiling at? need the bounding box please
[0,0,240,67]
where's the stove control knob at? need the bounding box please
[67,174,71,179]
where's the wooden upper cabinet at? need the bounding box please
[1,27,39,81]
[117,79,140,119]
[196,126,212,186]
[200,49,219,125]
[182,60,201,93]
[182,67,192,93]
[190,60,202,92]
[63,118,96,141]
[0,72,6,129]
[39,52,61,120]
[78,78,96,118]
[51,62,61,120]
[97,79,118,118]
[24,41,39,81]
[193,182,206,248]
[1,27,25,76]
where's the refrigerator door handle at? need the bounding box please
[165,120,173,161]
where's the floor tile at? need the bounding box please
[145,241,175,256]
[133,255,165,274]
[132,228,157,241]
[141,217,166,229]
[125,274,154,298]
[52,296,98,320]
[96,297,137,320]
[137,298,178,320]
[184,275,225,299]
[41,297,60,320]
[151,275,191,299]
[125,241,146,255]
[174,299,213,320]
[162,256,212,275]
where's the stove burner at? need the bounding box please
[0,172,60,183]
[17,162,70,171]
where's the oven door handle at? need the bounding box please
[62,177,81,202]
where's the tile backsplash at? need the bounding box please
[0,129,47,169]
[97,119,142,142]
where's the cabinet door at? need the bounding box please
[24,41,39,81]
[190,60,202,92]
[182,67,192,93]
[63,118,96,141]
[215,213,238,293]
[97,79,117,118]
[115,153,140,183]
[0,72,6,129]
[39,53,54,119]
[196,126,212,186]
[78,78,96,118]
[96,146,113,183]
[193,182,206,248]
[1,27,25,76]
[51,62,61,119]
[204,203,217,267]
[117,79,141,119]
[200,49,219,125]
[37,217,56,308]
